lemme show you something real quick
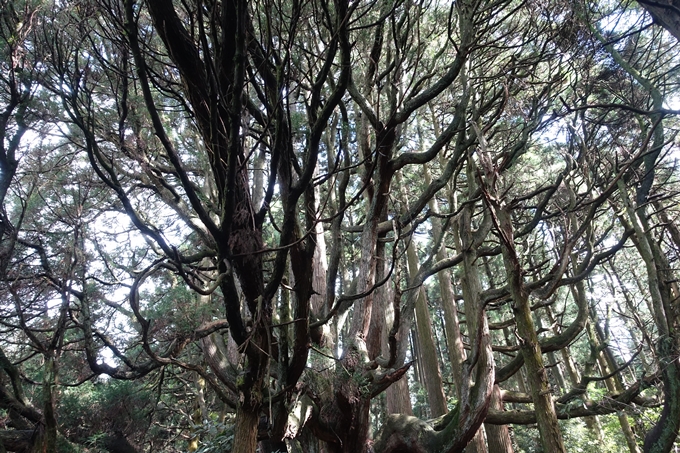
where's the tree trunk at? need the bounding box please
[535,314,567,392]
[406,243,448,417]
[427,176,476,440]
[233,405,260,453]
[454,158,491,453]
[39,354,58,453]
[547,305,604,442]
[511,296,565,451]
[385,376,413,416]
[496,206,566,453]
[618,188,680,453]
[188,375,206,452]
[619,412,642,453]
[425,148,466,396]
[637,0,680,42]
[589,307,640,453]
[382,275,413,416]
[486,385,514,453]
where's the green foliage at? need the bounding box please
[192,416,235,453]
[513,417,633,453]
[409,379,429,419]
[56,436,87,453]
[58,379,154,448]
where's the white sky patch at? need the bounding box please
[588,272,637,363]
[538,116,569,145]
[664,94,680,111]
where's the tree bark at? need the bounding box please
[496,206,566,453]
[617,188,680,453]
[546,302,604,443]
[450,156,492,453]
[233,405,260,453]
[382,273,413,416]
[589,307,640,453]
[638,0,680,41]
[41,355,58,453]
[424,165,466,394]
[405,242,448,417]
[535,315,567,392]
[486,385,514,453]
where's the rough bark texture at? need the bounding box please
[425,170,485,449]
[331,340,374,453]
[618,411,642,453]
[455,160,491,453]
[373,202,496,453]
[638,0,680,41]
[464,428,487,453]
[436,255,466,391]
[643,338,680,453]
[385,376,413,416]
[511,296,565,451]
[406,243,448,417]
[619,190,680,453]
[425,150,466,395]
[485,385,513,453]
[382,282,413,416]
[496,207,566,453]
[588,310,639,452]
[374,330,494,453]
[233,406,260,453]
[41,356,58,453]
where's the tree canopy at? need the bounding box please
[1,0,680,452]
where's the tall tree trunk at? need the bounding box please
[41,354,58,453]
[233,405,260,453]
[405,242,448,417]
[486,385,514,453]
[479,260,513,453]
[546,302,604,443]
[424,165,466,394]
[495,205,566,453]
[398,170,447,417]
[382,271,413,416]
[188,375,206,452]
[455,159,491,453]
[385,370,413,416]
[584,315,636,452]
[535,314,567,392]
[589,307,640,453]
[618,187,680,453]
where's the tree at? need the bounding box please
[1,0,680,452]
[638,0,680,41]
